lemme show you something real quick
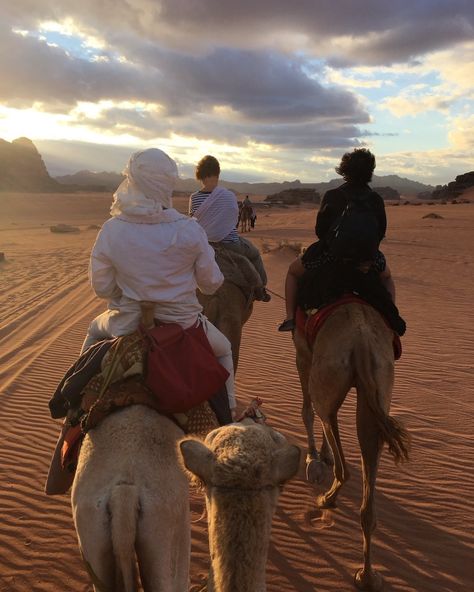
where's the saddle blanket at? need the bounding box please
[295,294,402,360]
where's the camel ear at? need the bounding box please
[179,439,215,483]
[271,445,301,484]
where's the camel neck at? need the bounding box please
[207,489,277,592]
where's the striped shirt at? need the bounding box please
[189,190,239,243]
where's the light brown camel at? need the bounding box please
[71,405,190,592]
[180,420,301,592]
[198,279,253,372]
[294,302,410,591]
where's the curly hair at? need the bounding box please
[195,155,220,181]
[335,148,376,184]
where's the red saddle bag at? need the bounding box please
[140,322,230,414]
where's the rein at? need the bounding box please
[210,483,279,494]
[265,287,285,301]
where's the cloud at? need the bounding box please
[0,25,161,108]
[448,114,474,150]
[1,1,473,185]
[0,22,370,150]
[424,42,474,91]
[3,1,474,65]
[381,92,462,117]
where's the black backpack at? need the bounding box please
[325,190,380,262]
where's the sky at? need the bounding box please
[0,1,473,185]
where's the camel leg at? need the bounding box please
[316,413,348,508]
[295,339,328,484]
[354,359,394,591]
[310,362,351,508]
[73,501,115,592]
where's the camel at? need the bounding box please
[293,302,410,591]
[71,405,190,592]
[198,279,253,372]
[239,203,253,233]
[180,420,301,592]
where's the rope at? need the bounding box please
[265,287,285,301]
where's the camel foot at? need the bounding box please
[319,444,334,467]
[316,493,337,509]
[306,458,328,484]
[354,568,384,591]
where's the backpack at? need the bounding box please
[325,190,380,262]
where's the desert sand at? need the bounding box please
[0,191,473,591]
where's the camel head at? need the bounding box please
[180,422,300,591]
[179,421,300,492]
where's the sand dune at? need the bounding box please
[0,193,473,591]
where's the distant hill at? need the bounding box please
[171,174,433,197]
[1,139,433,196]
[55,170,124,192]
[55,170,434,197]
[0,137,63,192]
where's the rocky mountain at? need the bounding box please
[0,137,63,192]
[420,171,474,201]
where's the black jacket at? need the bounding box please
[316,182,387,242]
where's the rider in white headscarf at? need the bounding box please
[82,148,237,408]
[110,148,177,221]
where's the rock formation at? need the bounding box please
[265,188,320,205]
[419,171,474,201]
[373,186,400,200]
[0,137,61,192]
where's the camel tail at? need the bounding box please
[354,336,410,465]
[109,484,140,592]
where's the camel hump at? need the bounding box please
[213,245,262,294]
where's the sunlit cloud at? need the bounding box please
[448,114,474,150]
[1,1,473,184]
[381,92,463,117]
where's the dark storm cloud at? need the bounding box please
[5,0,473,64]
[138,47,368,121]
[0,25,163,107]
[77,104,365,151]
[1,0,472,154]
[0,22,368,150]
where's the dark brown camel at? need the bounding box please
[239,203,253,233]
[294,302,410,591]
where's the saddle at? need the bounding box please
[46,307,231,495]
[295,294,402,360]
[211,244,262,301]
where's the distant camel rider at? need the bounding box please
[243,195,257,228]
[189,155,270,302]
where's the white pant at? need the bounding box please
[81,311,236,409]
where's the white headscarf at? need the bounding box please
[111,148,179,222]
